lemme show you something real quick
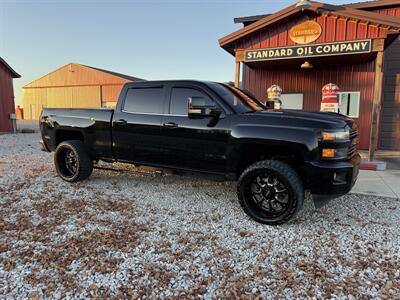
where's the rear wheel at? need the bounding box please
[54,140,93,182]
[237,160,304,225]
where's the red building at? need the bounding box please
[0,57,20,132]
[219,0,400,150]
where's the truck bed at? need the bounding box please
[40,108,115,160]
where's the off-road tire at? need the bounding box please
[237,160,304,225]
[54,140,93,182]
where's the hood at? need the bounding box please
[245,109,354,130]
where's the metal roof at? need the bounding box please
[219,1,400,52]
[233,0,400,26]
[81,65,145,82]
[23,62,145,88]
[0,57,21,78]
[346,0,400,10]
[234,14,271,24]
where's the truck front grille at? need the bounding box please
[348,125,359,159]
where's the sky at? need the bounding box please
[1,0,356,106]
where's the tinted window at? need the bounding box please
[209,83,265,113]
[124,87,164,114]
[170,88,215,115]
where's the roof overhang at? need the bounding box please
[23,62,144,89]
[234,1,400,25]
[219,1,400,55]
[0,57,21,78]
[346,0,400,10]
[234,14,271,25]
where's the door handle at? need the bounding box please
[114,119,127,126]
[163,122,178,129]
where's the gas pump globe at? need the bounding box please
[321,83,340,113]
[266,84,283,110]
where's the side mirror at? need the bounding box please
[188,97,221,118]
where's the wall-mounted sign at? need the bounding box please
[244,39,372,62]
[289,20,322,44]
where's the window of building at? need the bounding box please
[170,87,214,115]
[123,87,164,114]
[338,92,360,118]
[281,93,303,110]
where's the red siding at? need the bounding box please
[357,22,368,39]
[336,18,347,41]
[243,61,375,149]
[235,13,388,50]
[370,7,400,17]
[234,7,399,149]
[346,20,358,40]
[0,63,16,132]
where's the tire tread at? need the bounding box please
[54,140,93,182]
[237,160,304,225]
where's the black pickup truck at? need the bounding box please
[40,80,360,225]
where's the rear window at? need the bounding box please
[123,87,164,114]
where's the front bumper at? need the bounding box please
[301,153,361,207]
[39,139,51,152]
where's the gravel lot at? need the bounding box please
[1,133,399,299]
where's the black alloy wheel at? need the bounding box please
[237,160,304,225]
[54,140,93,182]
[250,173,290,217]
[63,149,78,176]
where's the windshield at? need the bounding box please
[210,83,266,113]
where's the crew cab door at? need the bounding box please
[112,84,166,164]
[161,84,231,173]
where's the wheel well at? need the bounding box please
[55,130,84,146]
[236,144,304,178]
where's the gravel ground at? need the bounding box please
[1,133,399,299]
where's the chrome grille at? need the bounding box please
[350,127,359,140]
[348,125,359,159]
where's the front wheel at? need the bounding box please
[237,160,304,225]
[54,140,93,182]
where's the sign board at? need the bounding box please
[321,102,339,113]
[289,21,322,44]
[244,39,372,62]
[281,93,303,110]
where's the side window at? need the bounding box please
[123,87,164,114]
[338,92,360,118]
[170,87,215,115]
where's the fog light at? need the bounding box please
[333,171,347,184]
[322,149,335,158]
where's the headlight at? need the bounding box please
[322,130,350,141]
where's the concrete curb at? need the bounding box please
[360,159,387,171]
[350,191,399,200]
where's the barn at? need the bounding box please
[219,0,400,151]
[0,57,21,132]
[22,63,144,120]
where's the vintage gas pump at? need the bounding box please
[320,83,339,113]
[266,84,283,110]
